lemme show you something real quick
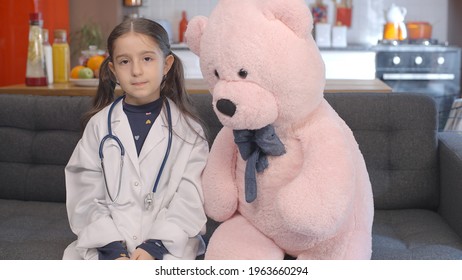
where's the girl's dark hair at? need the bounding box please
[83,18,207,140]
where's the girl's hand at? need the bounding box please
[116,256,130,260]
[130,248,155,260]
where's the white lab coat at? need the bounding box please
[63,98,208,260]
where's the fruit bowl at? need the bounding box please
[69,78,99,87]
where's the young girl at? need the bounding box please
[63,18,209,260]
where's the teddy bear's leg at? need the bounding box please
[296,230,372,260]
[205,214,284,260]
[296,239,343,260]
[342,230,372,259]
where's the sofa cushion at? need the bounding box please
[0,94,91,202]
[0,199,75,259]
[372,209,462,259]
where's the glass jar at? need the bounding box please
[79,45,106,66]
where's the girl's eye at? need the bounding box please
[144,57,153,62]
[119,59,129,65]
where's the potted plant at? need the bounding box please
[70,22,104,65]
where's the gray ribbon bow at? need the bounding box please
[233,125,286,203]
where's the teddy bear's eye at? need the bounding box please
[214,70,220,79]
[238,69,248,79]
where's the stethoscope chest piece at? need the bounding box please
[144,193,154,210]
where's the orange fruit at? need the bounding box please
[87,55,105,72]
[71,65,85,79]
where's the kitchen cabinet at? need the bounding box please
[321,50,376,79]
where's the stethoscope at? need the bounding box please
[98,95,173,210]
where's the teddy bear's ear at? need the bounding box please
[261,0,313,39]
[185,16,208,56]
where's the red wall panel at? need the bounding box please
[0,0,69,86]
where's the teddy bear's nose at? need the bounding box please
[216,99,236,117]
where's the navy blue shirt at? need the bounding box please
[123,98,163,156]
[98,239,169,260]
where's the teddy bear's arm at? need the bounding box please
[202,127,239,221]
[277,123,358,238]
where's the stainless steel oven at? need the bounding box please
[375,41,461,130]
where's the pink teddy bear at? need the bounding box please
[186,0,374,260]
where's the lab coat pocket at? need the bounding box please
[93,197,134,209]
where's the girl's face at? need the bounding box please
[109,32,174,105]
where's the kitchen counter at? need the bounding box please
[319,44,375,52]
[323,79,391,93]
[0,79,391,96]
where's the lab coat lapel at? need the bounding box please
[138,112,165,163]
[111,102,141,177]
[138,99,179,163]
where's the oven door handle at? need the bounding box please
[382,73,455,80]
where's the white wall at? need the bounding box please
[139,0,448,45]
[138,0,219,43]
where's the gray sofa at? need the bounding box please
[1,92,462,260]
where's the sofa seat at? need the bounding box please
[0,199,74,259]
[373,209,462,259]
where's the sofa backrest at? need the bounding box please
[190,94,222,146]
[325,92,439,210]
[0,94,91,202]
[0,92,439,210]
[190,92,440,211]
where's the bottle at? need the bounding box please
[179,11,188,43]
[52,29,70,83]
[42,29,53,85]
[25,12,47,86]
[124,0,142,6]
